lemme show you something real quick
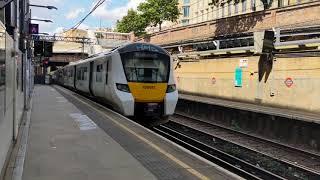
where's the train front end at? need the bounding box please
[117,43,178,125]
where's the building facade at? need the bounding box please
[175,0,314,27]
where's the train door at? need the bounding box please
[89,61,94,96]
[92,60,105,98]
[104,57,111,101]
[73,66,76,89]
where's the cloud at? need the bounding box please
[66,8,86,19]
[54,27,65,34]
[78,24,90,30]
[92,0,145,21]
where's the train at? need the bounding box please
[54,43,178,126]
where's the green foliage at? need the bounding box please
[116,9,148,37]
[138,0,180,31]
[116,0,180,35]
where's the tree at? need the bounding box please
[116,9,148,37]
[138,0,180,31]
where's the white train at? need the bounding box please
[54,43,178,126]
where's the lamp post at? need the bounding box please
[27,4,57,84]
[30,19,53,23]
[36,33,49,36]
[29,4,58,10]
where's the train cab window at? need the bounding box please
[120,52,170,83]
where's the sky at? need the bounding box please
[30,0,145,34]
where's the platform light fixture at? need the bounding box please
[30,19,53,23]
[29,4,58,10]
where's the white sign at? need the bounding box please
[239,59,248,68]
[0,0,14,8]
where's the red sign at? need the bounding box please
[211,77,216,84]
[284,77,293,88]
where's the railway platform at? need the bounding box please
[179,94,320,124]
[4,85,242,180]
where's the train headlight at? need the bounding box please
[166,84,176,93]
[116,83,131,93]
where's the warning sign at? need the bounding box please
[211,77,216,84]
[239,59,248,68]
[284,77,293,88]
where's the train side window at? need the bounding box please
[77,69,81,80]
[96,64,102,82]
[83,67,87,80]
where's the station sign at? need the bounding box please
[211,77,216,84]
[29,23,39,34]
[0,0,14,8]
[285,77,293,88]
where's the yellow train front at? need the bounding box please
[55,43,178,126]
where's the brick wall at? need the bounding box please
[147,1,320,45]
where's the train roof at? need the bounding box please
[61,42,168,68]
[117,42,169,55]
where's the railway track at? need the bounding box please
[162,114,320,179]
[153,123,284,180]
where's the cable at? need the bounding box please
[63,0,106,34]
[72,0,105,30]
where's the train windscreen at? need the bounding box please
[120,51,170,83]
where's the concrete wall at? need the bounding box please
[146,1,320,45]
[176,99,320,152]
[174,55,320,113]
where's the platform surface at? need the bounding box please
[23,86,156,180]
[21,85,241,180]
[180,93,320,124]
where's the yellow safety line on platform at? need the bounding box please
[58,87,210,180]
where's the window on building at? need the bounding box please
[222,3,225,18]
[183,0,190,4]
[251,0,256,11]
[216,6,219,19]
[278,0,284,7]
[228,2,232,16]
[206,9,209,21]
[235,2,239,14]
[182,19,189,26]
[211,7,214,19]
[242,0,247,13]
[183,6,190,17]
[201,10,204,21]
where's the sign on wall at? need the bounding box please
[239,59,248,68]
[29,24,39,34]
[284,77,294,88]
[235,67,243,87]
